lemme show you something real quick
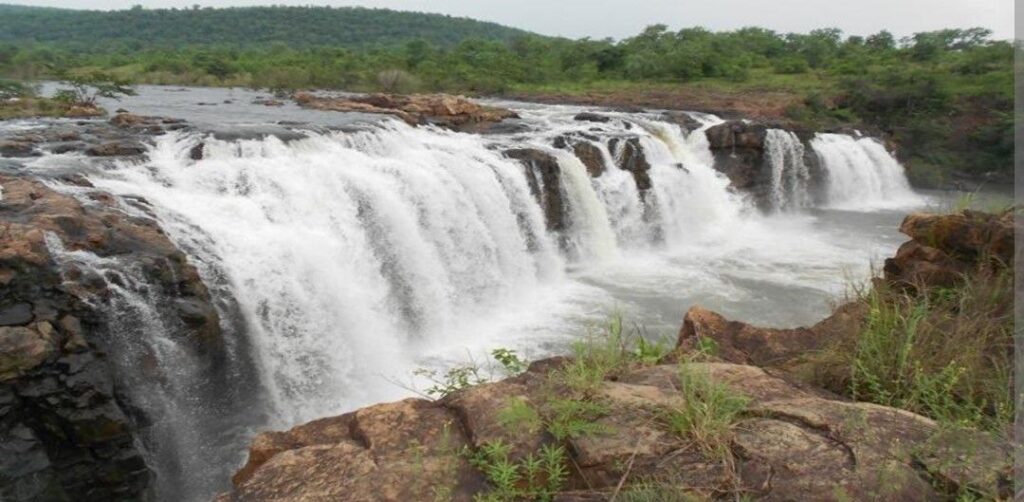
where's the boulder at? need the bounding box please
[85,141,146,157]
[660,111,704,132]
[884,209,1014,288]
[573,112,611,123]
[0,140,39,158]
[675,302,866,369]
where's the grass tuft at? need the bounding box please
[662,365,749,457]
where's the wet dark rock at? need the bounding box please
[189,142,205,160]
[608,136,651,190]
[505,148,565,233]
[573,112,611,123]
[660,111,704,132]
[0,303,33,327]
[553,135,606,177]
[0,175,225,499]
[85,141,146,157]
[0,140,39,158]
[46,142,87,155]
[704,120,780,210]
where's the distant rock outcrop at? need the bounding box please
[293,92,519,130]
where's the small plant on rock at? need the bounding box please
[467,440,568,502]
[663,365,749,457]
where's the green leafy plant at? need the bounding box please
[492,348,526,376]
[467,440,568,502]
[414,364,488,399]
[498,397,543,435]
[544,398,611,440]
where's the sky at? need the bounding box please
[4,0,1016,40]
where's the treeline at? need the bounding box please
[0,5,1012,185]
[0,4,531,50]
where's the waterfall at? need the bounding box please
[636,120,745,247]
[587,140,650,249]
[32,104,927,501]
[86,123,564,430]
[765,129,810,211]
[550,148,620,261]
[811,133,923,210]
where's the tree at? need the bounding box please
[53,71,135,106]
[865,30,895,51]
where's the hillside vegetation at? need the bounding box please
[0,5,1012,186]
[0,4,532,49]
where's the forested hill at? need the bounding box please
[0,4,536,50]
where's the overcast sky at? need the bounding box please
[5,0,1016,40]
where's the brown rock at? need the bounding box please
[294,92,518,129]
[884,209,1014,289]
[225,357,1008,501]
[0,324,57,380]
[675,305,864,368]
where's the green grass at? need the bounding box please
[661,366,749,457]
[803,266,1013,432]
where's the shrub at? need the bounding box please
[803,266,1013,432]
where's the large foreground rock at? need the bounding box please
[224,360,1008,501]
[0,175,223,500]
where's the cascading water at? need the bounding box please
[24,91,930,500]
[811,133,923,210]
[637,119,745,247]
[587,139,650,248]
[550,148,620,261]
[765,129,811,211]
[89,124,565,428]
[42,233,264,502]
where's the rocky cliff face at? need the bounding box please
[0,168,224,499]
